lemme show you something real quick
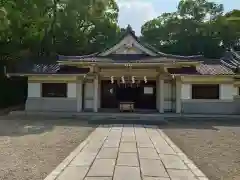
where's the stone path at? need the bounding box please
[45,125,209,180]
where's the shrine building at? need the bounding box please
[7,25,240,114]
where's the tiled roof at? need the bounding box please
[7,49,237,76]
[167,64,234,75]
[58,53,204,62]
[8,58,89,74]
[196,64,234,75]
[220,50,240,70]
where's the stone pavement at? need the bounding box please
[45,125,209,180]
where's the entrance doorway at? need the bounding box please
[101,80,156,110]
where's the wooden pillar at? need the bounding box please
[93,76,99,112]
[156,78,159,111]
[159,78,164,113]
[176,78,182,113]
[77,80,83,112]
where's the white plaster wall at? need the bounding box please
[181,84,191,100]
[28,83,41,97]
[85,100,93,109]
[67,83,77,98]
[85,82,94,98]
[220,84,235,100]
[233,86,238,96]
[84,82,94,109]
[164,82,172,111]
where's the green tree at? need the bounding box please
[141,0,239,58]
[0,0,121,60]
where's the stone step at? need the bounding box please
[88,116,168,125]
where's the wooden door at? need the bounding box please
[135,81,156,109]
[101,81,118,108]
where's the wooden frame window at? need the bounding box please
[41,83,67,98]
[192,84,219,99]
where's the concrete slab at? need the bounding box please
[45,125,209,180]
[97,148,118,159]
[121,135,136,142]
[159,154,188,169]
[56,166,89,180]
[140,159,168,177]
[143,177,170,180]
[117,153,139,166]
[138,148,160,159]
[87,159,116,177]
[119,142,137,153]
[103,140,120,148]
[113,166,141,180]
[137,141,154,148]
[69,152,97,166]
[167,169,198,180]
[84,178,112,180]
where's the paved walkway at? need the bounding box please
[45,125,208,180]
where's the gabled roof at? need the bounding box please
[6,26,237,76]
[58,25,204,62]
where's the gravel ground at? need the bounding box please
[0,118,96,180]
[162,120,240,180]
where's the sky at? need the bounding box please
[116,0,240,35]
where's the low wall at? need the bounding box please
[182,99,240,114]
[25,98,77,112]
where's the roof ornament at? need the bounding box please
[121,76,125,84]
[111,76,114,84]
[132,76,135,84]
[144,76,147,83]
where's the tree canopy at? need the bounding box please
[0,0,239,62]
[141,0,240,58]
[0,0,121,62]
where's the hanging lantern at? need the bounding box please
[121,76,125,84]
[110,76,114,84]
[132,76,135,84]
[144,76,147,83]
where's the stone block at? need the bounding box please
[103,140,120,148]
[138,148,160,159]
[119,142,137,153]
[84,178,112,180]
[159,155,188,169]
[117,153,139,167]
[167,169,198,180]
[56,166,89,180]
[140,159,168,177]
[113,166,141,180]
[143,177,170,180]
[97,148,118,159]
[121,136,136,142]
[87,159,115,177]
[69,152,97,166]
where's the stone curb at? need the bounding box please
[158,129,209,180]
[44,128,97,180]
[10,110,240,118]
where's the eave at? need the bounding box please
[6,73,87,77]
[58,61,201,67]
